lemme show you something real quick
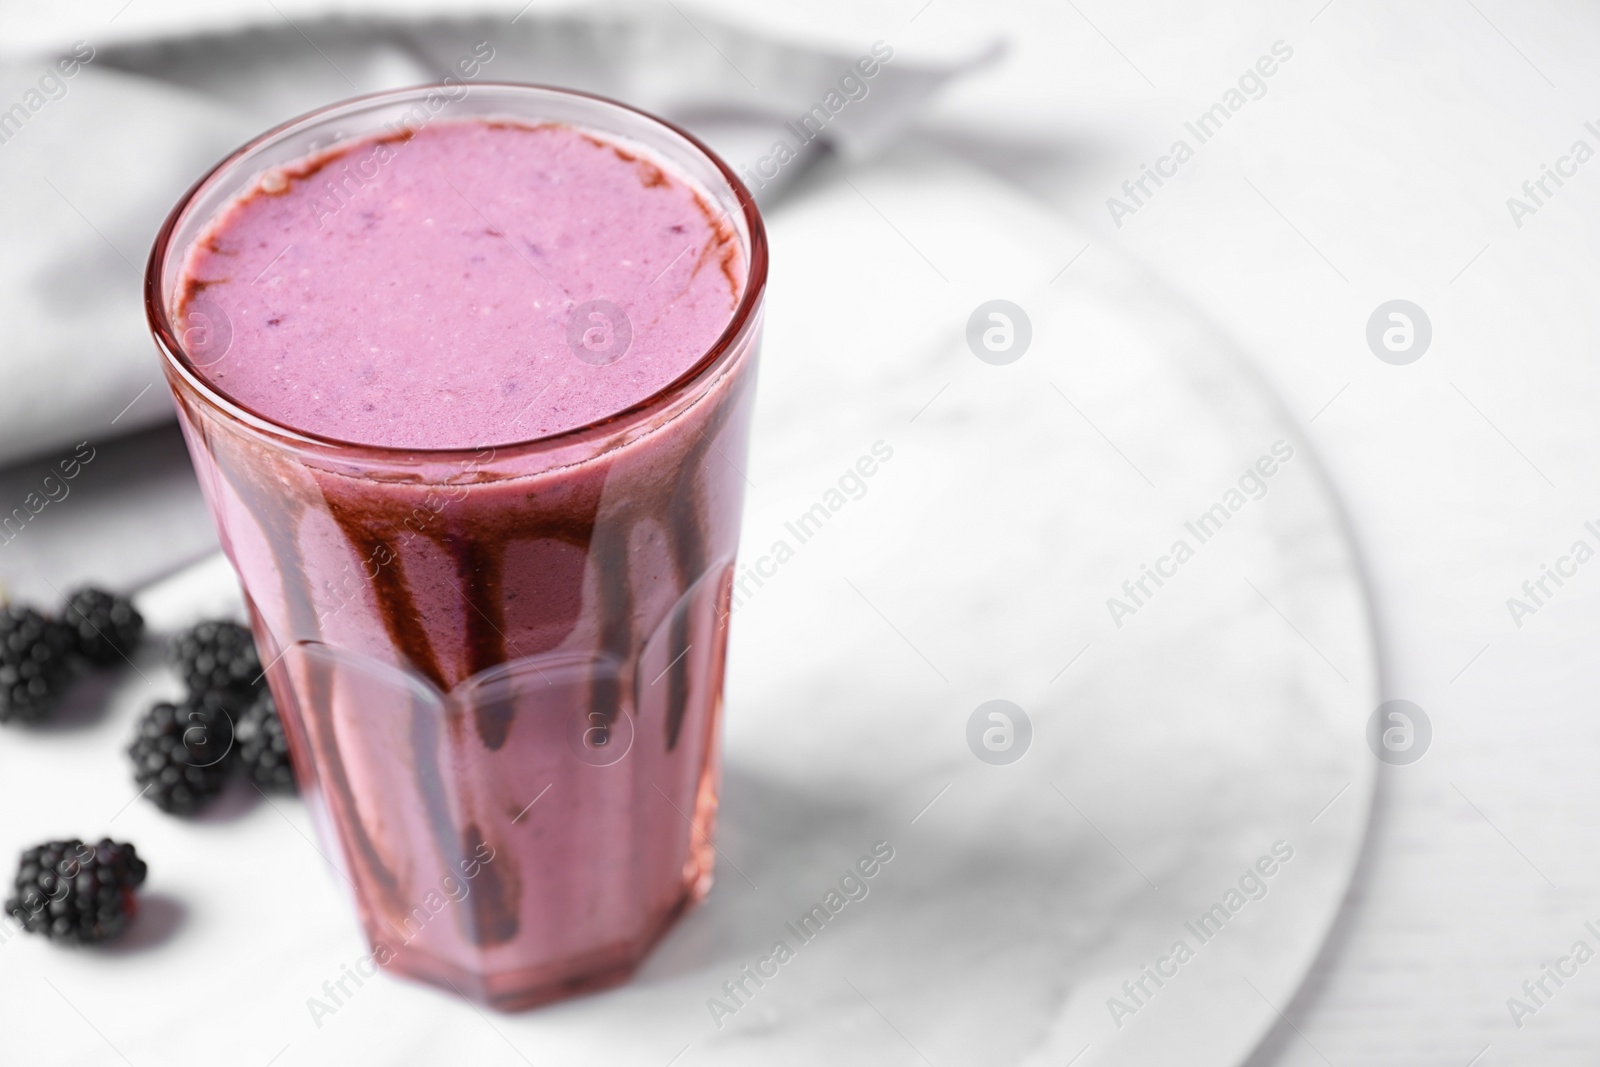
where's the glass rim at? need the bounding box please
[144,81,768,463]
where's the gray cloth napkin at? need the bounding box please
[0,2,994,467]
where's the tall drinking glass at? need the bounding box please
[144,85,766,1009]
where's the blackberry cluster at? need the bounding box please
[4,838,147,944]
[128,692,236,815]
[0,586,144,725]
[133,619,296,814]
[0,588,158,949]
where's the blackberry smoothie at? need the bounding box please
[147,89,765,1009]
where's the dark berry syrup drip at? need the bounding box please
[194,406,406,920]
[462,821,520,947]
[193,350,751,955]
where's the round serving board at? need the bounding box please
[0,143,1376,1067]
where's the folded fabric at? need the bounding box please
[0,1,994,467]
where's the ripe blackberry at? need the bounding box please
[169,620,262,696]
[235,687,296,791]
[4,838,147,944]
[62,586,145,665]
[0,605,74,724]
[128,692,236,814]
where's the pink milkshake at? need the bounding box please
[145,86,766,1009]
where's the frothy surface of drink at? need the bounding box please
[178,119,743,450]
